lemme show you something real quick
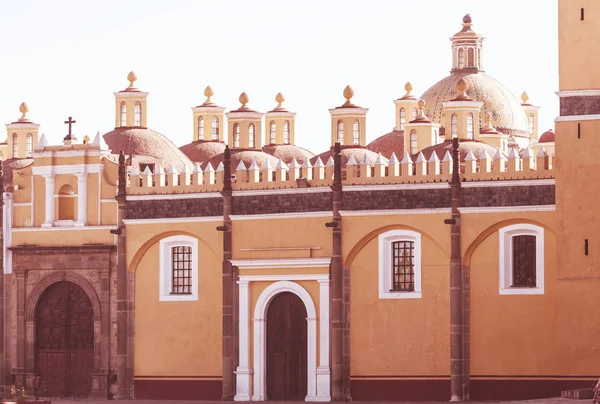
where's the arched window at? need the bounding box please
[529,113,535,135]
[412,107,418,121]
[26,133,33,155]
[399,108,406,130]
[499,224,545,295]
[198,117,204,139]
[233,123,240,148]
[378,229,422,299]
[451,114,458,138]
[120,102,127,127]
[283,121,290,144]
[410,130,418,154]
[12,134,18,158]
[212,116,219,140]
[353,120,360,145]
[269,121,276,144]
[337,120,344,145]
[134,102,142,126]
[248,123,255,148]
[58,184,75,221]
[458,48,464,69]
[468,48,475,67]
[467,113,474,139]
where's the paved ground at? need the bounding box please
[47,399,582,404]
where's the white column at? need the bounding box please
[234,280,252,401]
[75,172,87,226]
[315,279,331,401]
[41,174,55,227]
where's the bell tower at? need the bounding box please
[5,102,40,159]
[450,14,485,73]
[328,86,368,148]
[114,71,148,129]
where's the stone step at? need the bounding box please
[561,387,594,400]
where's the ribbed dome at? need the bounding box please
[103,127,194,171]
[179,140,226,163]
[420,72,529,137]
[538,129,555,143]
[414,140,500,162]
[311,147,387,166]
[205,149,279,171]
[262,144,315,165]
[366,130,404,159]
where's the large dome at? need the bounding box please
[103,127,194,172]
[420,72,529,137]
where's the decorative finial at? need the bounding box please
[463,14,472,24]
[342,85,355,107]
[405,82,413,93]
[416,99,426,120]
[203,86,214,106]
[18,102,29,122]
[83,135,91,144]
[453,78,471,100]
[127,71,137,89]
[521,91,529,104]
[239,92,249,109]
[276,92,285,108]
[482,111,495,131]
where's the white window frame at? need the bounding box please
[498,224,544,295]
[159,235,199,301]
[378,229,422,299]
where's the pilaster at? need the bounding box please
[76,172,88,226]
[41,175,55,227]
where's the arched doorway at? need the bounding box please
[35,281,94,398]
[266,292,307,401]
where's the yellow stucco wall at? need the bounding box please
[132,227,222,377]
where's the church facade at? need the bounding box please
[0,4,598,402]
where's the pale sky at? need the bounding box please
[0,0,558,154]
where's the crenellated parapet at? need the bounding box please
[126,146,554,195]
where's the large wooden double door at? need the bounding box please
[266,292,307,401]
[35,281,94,398]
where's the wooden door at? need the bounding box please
[35,281,94,398]
[266,292,307,401]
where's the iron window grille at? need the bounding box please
[512,235,536,287]
[391,240,415,291]
[171,246,192,294]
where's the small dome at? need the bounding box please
[262,144,315,165]
[366,130,404,159]
[414,140,500,162]
[538,129,555,143]
[205,149,279,171]
[103,127,194,171]
[179,140,226,163]
[311,147,387,166]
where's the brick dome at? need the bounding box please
[103,127,194,172]
[179,140,226,163]
[538,129,555,143]
[366,130,404,159]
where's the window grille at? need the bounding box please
[512,235,536,287]
[391,241,415,291]
[171,246,192,294]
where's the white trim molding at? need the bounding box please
[555,114,600,122]
[498,224,545,295]
[555,90,600,97]
[158,235,199,301]
[378,229,422,299]
[459,205,555,214]
[234,274,330,402]
[340,208,451,217]
[344,182,449,192]
[230,211,332,221]
[230,258,331,270]
[232,188,331,197]
[461,179,555,188]
[123,216,222,225]
[126,192,222,201]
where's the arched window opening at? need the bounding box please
[212,116,219,140]
[198,117,204,140]
[233,123,240,148]
[399,108,406,130]
[412,107,417,121]
[337,120,344,145]
[458,48,465,69]
[269,121,276,144]
[26,134,33,155]
[120,102,127,127]
[283,121,290,145]
[410,130,418,154]
[529,113,535,135]
[467,113,474,139]
[134,102,142,126]
[248,124,256,148]
[451,114,458,138]
[58,184,75,221]
[468,48,475,67]
[12,134,18,158]
[353,120,360,145]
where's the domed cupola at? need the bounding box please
[451,14,485,73]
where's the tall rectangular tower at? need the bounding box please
[556,0,600,280]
